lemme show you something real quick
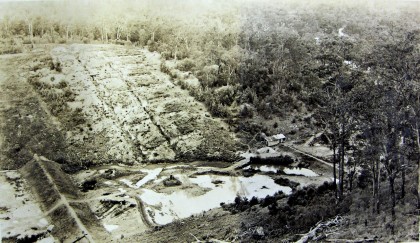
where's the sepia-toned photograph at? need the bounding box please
[0,0,419,242]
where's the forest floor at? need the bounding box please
[0,44,418,242]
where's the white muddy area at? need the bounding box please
[104,224,119,232]
[244,165,319,176]
[120,168,163,189]
[244,164,280,173]
[284,167,319,177]
[139,173,291,225]
[0,171,54,241]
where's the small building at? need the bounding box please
[272,134,286,143]
[261,133,286,146]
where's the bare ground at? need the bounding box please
[46,44,238,165]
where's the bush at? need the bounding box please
[51,60,62,72]
[234,195,242,205]
[129,30,140,43]
[163,175,182,187]
[177,58,196,71]
[239,104,254,118]
[287,187,313,206]
[268,201,278,215]
[275,177,300,189]
[81,179,97,192]
[160,51,173,60]
[160,62,171,74]
[215,85,236,106]
[250,154,294,165]
[261,195,276,208]
[249,196,259,207]
[1,44,23,54]
[317,181,335,194]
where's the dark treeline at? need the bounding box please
[1,0,419,228]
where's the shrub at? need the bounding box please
[57,81,68,89]
[287,188,310,206]
[249,196,259,207]
[268,201,278,215]
[160,62,171,74]
[239,104,254,118]
[58,38,67,44]
[1,44,23,54]
[177,58,196,71]
[275,177,300,189]
[261,195,276,208]
[81,179,97,192]
[234,195,242,205]
[250,154,294,165]
[160,51,173,60]
[317,181,335,194]
[51,60,62,72]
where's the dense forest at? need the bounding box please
[1,0,419,240]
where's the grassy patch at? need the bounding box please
[20,159,61,209]
[49,205,81,242]
[2,97,68,169]
[69,202,106,239]
[41,159,79,199]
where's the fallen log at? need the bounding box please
[296,215,343,243]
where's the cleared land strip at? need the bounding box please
[46,44,237,164]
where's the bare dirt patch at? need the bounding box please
[0,170,54,242]
[25,44,239,165]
